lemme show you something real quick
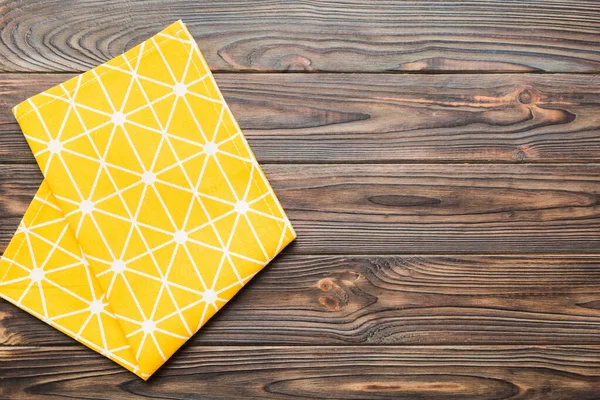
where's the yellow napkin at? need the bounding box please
[1,20,295,379]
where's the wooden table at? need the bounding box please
[1,1,600,398]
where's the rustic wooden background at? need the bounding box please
[1,0,600,398]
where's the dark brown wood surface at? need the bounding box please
[2,345,600,400]
[2,255,600,346]
[2,164,600,254]
[1,0,599,398]
[2,73,600,163]
[1,0,600,73]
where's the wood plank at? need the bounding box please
[2,255,600,346]
[1,164,600,254]
[270,163,600,254]
[1,345,600,399]
[1,1,600,73]
[2,73,600,164]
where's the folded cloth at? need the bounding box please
[1,20,295,379]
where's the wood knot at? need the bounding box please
[315,276,376,313]
[315,278,348,311]
[318,295,342,311]
[278,54,314,71]
[368,195,441,207]
[318,278,335,291]
[518,89,534,104]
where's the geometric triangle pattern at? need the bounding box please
[2,20,295,379]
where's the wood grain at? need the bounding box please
[1,0,600,73]
[2,73,600,164]
[1,345,600,399]
[2,255,600,346]
[2,0,600,397]
[1,164,600,254]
